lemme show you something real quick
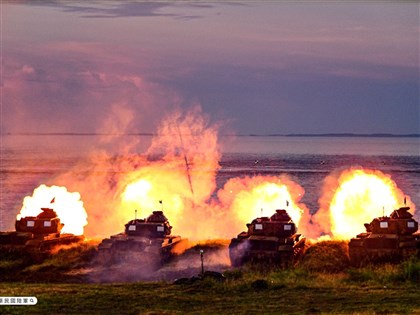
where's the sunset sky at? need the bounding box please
[2,1,419,135]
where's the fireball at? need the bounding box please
[120,170,187,230]
[18,184,88,235]
[319,169,415,240]
[219,175,307,231]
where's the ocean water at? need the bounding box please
[1,135,419,231]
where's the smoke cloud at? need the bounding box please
[16,104,416,244]
[47,104,317,241]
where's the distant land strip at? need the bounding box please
[242,133,420,138]
[5,132,420,138]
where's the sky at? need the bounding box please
[1,0,419,135]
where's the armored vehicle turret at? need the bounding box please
[97,210,183,267]
[349,206,420,265]
[229,209,305,267]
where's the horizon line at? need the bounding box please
[3,132,420,138]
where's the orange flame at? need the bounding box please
[314,168,415,240]
[17,184,88,235]
[217,175,309,235]
[68,106,221,238]
[120,169,189,231]
[50,106,417,242]
[51,107,313,239]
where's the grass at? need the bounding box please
[298,240,350,273]
[345,257,420,285]
[0,271,419,315]
[0,242,97,283]
[24,242,97,273]
[0,241,419,314]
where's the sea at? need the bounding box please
[1,135,419,231]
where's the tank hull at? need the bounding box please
[97,234,183,267]
[229,235,305,267]
[0,207,84,260]
[348,206,420,266]
[96,210,184,268]
[229,209,305,268]
[0,231,84,260]
[349,232,420,266]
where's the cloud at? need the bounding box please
[3,1,418,136]
[21,65,35,75]
[2,41,182,135]
[6,0,209,19]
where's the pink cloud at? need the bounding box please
[2,40,182,136]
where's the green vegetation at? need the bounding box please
[0,242,97,283]
[24,242,97,273]
[1,267,419,315]
[0,241,419,314]
[345,256,420,285]
[299,240,350,273]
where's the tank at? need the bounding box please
[0,207,84,257]
[97,210,183,267]
[349,206,420,266]
[229,209,305,267]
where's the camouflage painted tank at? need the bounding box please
[229,209,305,267]
[0,207,84,257]
[97,210,183,267]
[349,206,420,266]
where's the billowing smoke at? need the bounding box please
[48,104,314,241]
[51,105,219,238]
[117,105,222,238]
[18,104,415,246]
